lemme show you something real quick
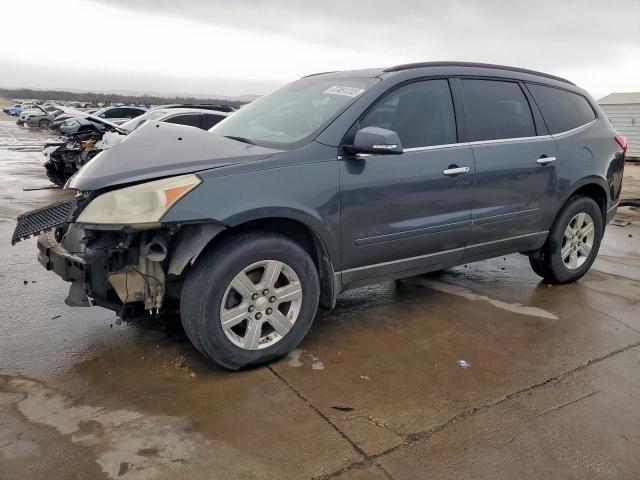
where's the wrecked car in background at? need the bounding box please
[91,107,232,151]
[26,107,64,129]
[16,105,56,126]
[50,108,98,132]
[42,107,128,186]
[42,130,114,186]
[59,106,147,135]
[43,107,233,186]
[12,62,626,371]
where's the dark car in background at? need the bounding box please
[59,106,147,135]
[26,107,64,129]
[50,109,98,132]
[14,62,626,370]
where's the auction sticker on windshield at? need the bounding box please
[323,86,366,97]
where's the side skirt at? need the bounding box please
[335,231,548,295]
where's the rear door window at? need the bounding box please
[526,84,596,134]
[164,114,202,128]
[360,79,457,149]
[102,108,124,119]
[125,108,143,118]
[461,79,536,141]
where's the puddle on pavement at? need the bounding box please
[1,374,262,479]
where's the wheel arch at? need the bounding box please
[178,213,339,309]
[554,176,610,227]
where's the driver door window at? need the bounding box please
[360,79,457,149]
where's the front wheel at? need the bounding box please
[529,195,603,283]
[180,231,320,370]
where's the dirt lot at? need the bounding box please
[1,119,639,480]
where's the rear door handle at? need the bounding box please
[442,166,470,176]
[537,156,556,165]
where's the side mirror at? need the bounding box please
[347,126,403,155]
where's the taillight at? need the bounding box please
[615,134,628,153]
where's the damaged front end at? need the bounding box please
[37,225,169,314]
[33,219,224,317]
[13,174,225,318]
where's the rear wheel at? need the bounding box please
[38,119,51,129]
[529,195,603,283]
[180,231,320,370]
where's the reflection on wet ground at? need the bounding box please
[1,120,640,479]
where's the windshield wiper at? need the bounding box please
[224,135,255,145]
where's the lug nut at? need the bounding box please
[266,307,273,315]
[262,289,269,295]
[251,293,259,300]
[255,312,262,320]
[269,296,277,303]
[248,305,255,313]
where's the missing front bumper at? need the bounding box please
[37,229,168,313]
[37,232,90,307]
[37,232,86,282]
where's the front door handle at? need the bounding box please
[442,166,470,176]
[537,156,556,165]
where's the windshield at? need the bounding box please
[210,76,379,148]
[120,109,168,131]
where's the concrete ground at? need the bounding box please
[0,118,639,480]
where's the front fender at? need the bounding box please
[162,160,341,268]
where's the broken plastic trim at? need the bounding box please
[12,198,79,245]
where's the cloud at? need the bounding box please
[2,0,640,97]
[94,0,640,70]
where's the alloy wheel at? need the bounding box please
[219,260,303,350]
[561,212,595,269]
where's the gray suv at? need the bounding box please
[13,62,627,370]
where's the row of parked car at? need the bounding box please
[32,104,235,185]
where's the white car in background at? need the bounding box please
[98,107,233,150]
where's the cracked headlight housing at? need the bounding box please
[76,174,201,225]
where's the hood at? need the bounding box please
[67,121,279,191]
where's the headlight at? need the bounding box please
[76,174,201,225]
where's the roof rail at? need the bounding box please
[383,61,575,85]
[302,71,338,78]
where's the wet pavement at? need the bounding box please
[0,118,639,479]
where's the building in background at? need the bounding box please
[598,92,640,160]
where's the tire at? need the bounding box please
[38,119,51,129]
[529,195,603,283]
[180,231,320,370]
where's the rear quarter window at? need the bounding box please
[461,79,536,142]
[202,113,224,130]
[526,84,596,134]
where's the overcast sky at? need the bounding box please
[2,0,639,99]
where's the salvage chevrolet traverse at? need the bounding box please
[12,62,627,370]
